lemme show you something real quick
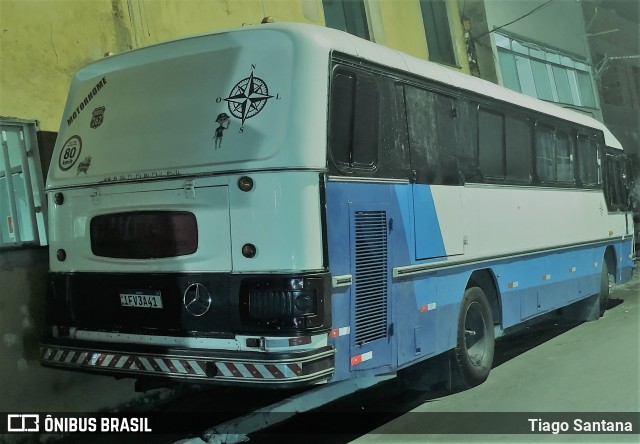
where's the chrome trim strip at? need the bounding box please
[393,237,634,279]
[326,176,409,184]
[332,274,353,288]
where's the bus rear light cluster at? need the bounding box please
[240,275,327,331]
[248,289,317,319]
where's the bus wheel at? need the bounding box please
[599,261,610,317]
[453,286,495,388]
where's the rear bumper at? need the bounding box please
[40,339,335,387]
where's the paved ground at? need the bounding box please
[3,266,637,444]
[251,266,639,444]
[348,267,640,443]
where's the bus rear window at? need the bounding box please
[90,211,198,259]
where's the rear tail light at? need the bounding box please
[240,275,327,330]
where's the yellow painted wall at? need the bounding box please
[0,0,468,133]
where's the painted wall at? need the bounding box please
[0,0,469,133]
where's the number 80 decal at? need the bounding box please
[58,135,82,171]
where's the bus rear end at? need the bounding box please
[40,24,335,387]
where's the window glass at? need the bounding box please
[323,0,370,40]
[498,49,521,92]
[552,66,574,104]
[577,135,599,186]
[605,155,621,208]
[576,71,596,108]
[567,71,582,106]
[531,60,554,101]
[506,117,532,181]
[478,109,505,178]
[536,124,555,182]
[420,0,456,65]
[494,34,510,49]
[404,86,459,184]
[495,33,596,111]
[329,72,355,165]
[555,131,573,182]
[511,40,529,55]
[352,76,379,168]
[515,56,537,97]
[329,70,378,171]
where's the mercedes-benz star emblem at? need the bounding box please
[183,283,212,317]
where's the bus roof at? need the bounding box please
[48,22,621,189]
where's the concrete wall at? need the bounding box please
[0,248,164,414]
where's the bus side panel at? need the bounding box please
[614,237,635,283]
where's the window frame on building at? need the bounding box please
[0,118,48,249]
[495,33,598,110]
[322,0,371,40]
[419,0,457,66]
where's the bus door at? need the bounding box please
[403,85,464,260]
[348,203,393,372]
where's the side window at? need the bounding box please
[535,124,556,182]
[577,134,600,186]
[404,85,459,185]
[329,69,379,171]
[478,109,505,179]
[555,130,574,183]
[505,116,532,181]
[606,154,629,211]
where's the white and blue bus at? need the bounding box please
[41,23,634,389]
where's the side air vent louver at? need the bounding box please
[354,211,388,345]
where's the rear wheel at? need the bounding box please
[453,286,495,388]
[599,261,611,317]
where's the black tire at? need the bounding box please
[453,286,495,388]
[599,260,610,317]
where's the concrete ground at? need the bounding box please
[350,268,640,443]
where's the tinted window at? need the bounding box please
[577,135,599,186]
[535,124,556,182]
[555,130,574,183]
[329,70,379,171]
[604,153,629,211]
[91,211,198,259]
[506,117,532,181]
[404,85,459,184]
[478,109,505,178]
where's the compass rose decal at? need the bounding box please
[224,70,274,125]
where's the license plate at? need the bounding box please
[120,290,163,309]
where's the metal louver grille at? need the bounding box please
[354,211,388,345]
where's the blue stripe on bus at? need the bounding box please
[325,180,635,381]
[411,184,447,260]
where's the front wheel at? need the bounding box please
[453,286,495,388]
